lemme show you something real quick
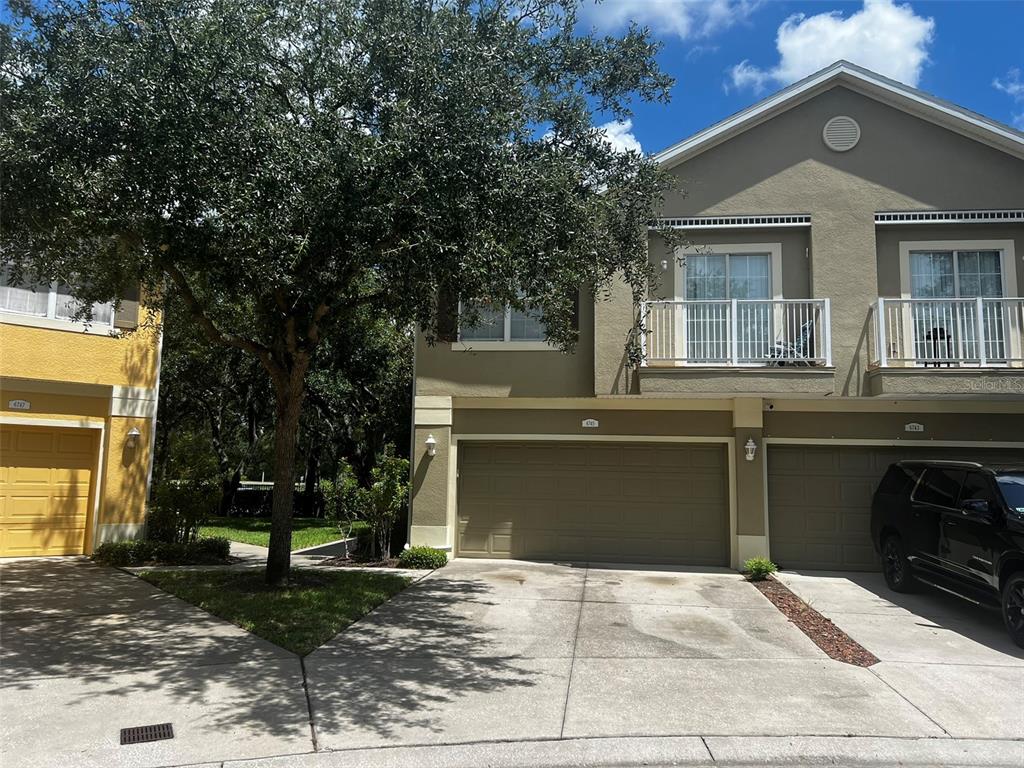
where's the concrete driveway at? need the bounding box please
[304,559,949,749]
[776,570,1024,740]
[0,558,312,768]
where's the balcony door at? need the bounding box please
[909,250,1006,363]
[684,252,771,363]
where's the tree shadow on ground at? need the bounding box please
[0,557,548,758]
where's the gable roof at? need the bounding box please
[654,60,1024,168]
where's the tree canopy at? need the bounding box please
[2,0,676,584]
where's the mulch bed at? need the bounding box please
[317,555,401,568]
[752,576,879,667]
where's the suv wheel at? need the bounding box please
[882,535,915,593]
[1002,573,1024,649]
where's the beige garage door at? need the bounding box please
[457,441,729,565]
[768,444,1024,571]
[0,425,97,557]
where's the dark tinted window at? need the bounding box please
[913,468,965,508]
[997,473,1024,514]
[877,464,921,496]
[959,472,998,507]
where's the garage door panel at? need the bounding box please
[1,426,95,557]
[458,441,728,565]
[769,445,1024,572]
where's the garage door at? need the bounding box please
[768,445,1024,571]
[0,426,97,557]
[457,441,729,565]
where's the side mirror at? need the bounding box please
[961,498,993,520]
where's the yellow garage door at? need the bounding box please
[0,425,97,556]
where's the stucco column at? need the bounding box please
[593,273,638,395]
[810,210,880,396]
[409,397,453,550]
[732,398,768,564]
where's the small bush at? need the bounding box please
[92,536,232,567]
[743,556,778,581]
[398,545,448,570]
[148,478,220,544]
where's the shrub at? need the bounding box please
[361,450,409,558]
[743,556,778,581]
[322,460,362,532]
[398,545,448,570]
[148,478,220,544]
[92,536,231,566]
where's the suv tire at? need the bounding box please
[1001,572,1024,649]
[882,535,916,593]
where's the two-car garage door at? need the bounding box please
[0,425,97,557]
[457,441,729,565]
[768,444,1024,571]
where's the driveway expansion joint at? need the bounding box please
[558,564,588,739]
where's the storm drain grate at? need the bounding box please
[120,723,174,745]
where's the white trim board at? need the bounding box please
[654,61,1024,169]
[446,434,738,568]
[876,210,1024,225]
[655,215,810,230]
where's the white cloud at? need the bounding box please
[727,0,934,94]
[581,0,758,41]
[993,68,1024,129]
[598,119,643,153]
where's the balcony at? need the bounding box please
[638,298,834,395]
[868,297,1024,396]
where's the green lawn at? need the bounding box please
[199,516,360,551]
[139,568,410,655]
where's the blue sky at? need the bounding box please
[583,0,1024,155]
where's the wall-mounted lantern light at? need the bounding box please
[661,259,669,271]
[126,427,141,449]
[744,438,757,462]
[425,434,438,457]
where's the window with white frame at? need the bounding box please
[458,300,546,343]
[1,271,115,327]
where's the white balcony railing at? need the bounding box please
[872,297,1024,368]
[641,298,831,367]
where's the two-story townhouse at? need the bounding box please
[0,281,160,556]
[410,61,1024,572]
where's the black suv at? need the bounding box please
[870,461,1024,648]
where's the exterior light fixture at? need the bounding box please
[425,434,437,457]
[126,427,141,448]
[661,259,669,271]
[744,438,757,462]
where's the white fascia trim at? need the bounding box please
[110,384,158,419]
[0,312,121,336]
[653,61,1024,169]
[654,214,811,230]
[876,210,1024,225]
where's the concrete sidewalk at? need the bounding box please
[179,735,1024,767]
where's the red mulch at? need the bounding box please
[752,576,879,667]
[317,556,401,568]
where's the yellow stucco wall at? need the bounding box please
[1,316,161,553]
[0,322,159,389]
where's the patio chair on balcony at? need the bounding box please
[768,319,816,367]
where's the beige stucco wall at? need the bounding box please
[595,85,1024,398]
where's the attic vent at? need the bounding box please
[822,116,861,152]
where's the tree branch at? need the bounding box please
[163,262,273,361]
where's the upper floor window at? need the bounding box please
[458,301,545,343]
[1,271,116,329]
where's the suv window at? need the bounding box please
[877,464,922,496]
[997,473,1024,515]
[913,468,965,509]
[959,471,999,508]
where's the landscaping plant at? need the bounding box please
[743,556,779,581]
[92,537,231,567]
[398,546,448,570]
[358,451,409,558]
[147,478,220,544]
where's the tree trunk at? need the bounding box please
[219,468,242,516]
[265,379,306,587]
